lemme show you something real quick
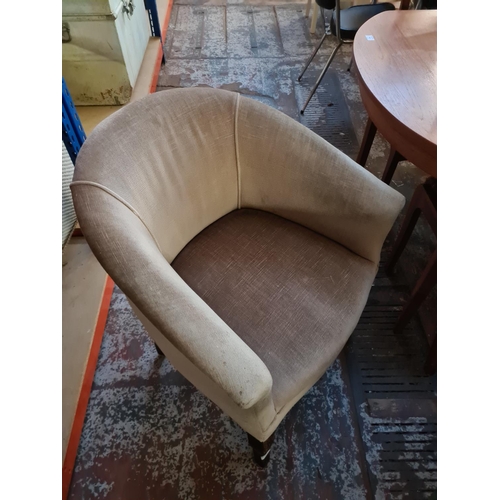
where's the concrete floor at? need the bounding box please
[62,0,172,462]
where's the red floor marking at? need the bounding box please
[149,0,174,95]
[62,276,114,500]
[63,3,174,496]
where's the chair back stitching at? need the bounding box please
[70,180,164,255]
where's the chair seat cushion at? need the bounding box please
[172,209,377,411]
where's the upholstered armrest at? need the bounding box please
[71,183,273,410]
[237,97,406,263]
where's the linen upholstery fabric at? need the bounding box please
[71,188,272,411]
[171,209,378,411]
[71,88,405,442]
[237,96,403,264]
[130,302,277,440]
[73,89,239,263]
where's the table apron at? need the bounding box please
[358,82,437,178]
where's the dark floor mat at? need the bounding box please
[295,63,359,157]
[345,252,437,500]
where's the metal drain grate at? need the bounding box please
[364,421,437,499]
[346,257,437,499]
[295,65,359,157]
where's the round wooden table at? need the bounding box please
[354,10,437,179]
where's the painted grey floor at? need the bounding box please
[68,2,437,498]
[69,287,371,499]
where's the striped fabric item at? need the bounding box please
[62,141,77,248]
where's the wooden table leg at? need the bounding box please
[394,249,437,334]
[356,118,377,167]
[382,148,405,184]
[387,179,436,275]
[387,178,437,372]
[386,185,423,275]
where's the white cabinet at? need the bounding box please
[62,0,150,105]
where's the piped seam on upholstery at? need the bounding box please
[234,92,241,209]
[70,180,163,255]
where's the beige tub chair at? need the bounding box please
[71,88,404,466]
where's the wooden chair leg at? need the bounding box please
[356,118,377,167]
[425,332,437,375]
[154,342,164,356]
[382,148,405,184]
[386,184,426,274]
[248,432,275,467]
[387,177,437,368]
[394,250,437,334]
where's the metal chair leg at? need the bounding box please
[347,54,353,72]
[300,41,343,114]
[297,34,328,82]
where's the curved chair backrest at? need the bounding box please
[72,89,238,263]
[72,88,397,266]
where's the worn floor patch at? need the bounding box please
[158,3,357,142]
[296,56,359,157]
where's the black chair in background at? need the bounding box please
[298,0,395,114]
